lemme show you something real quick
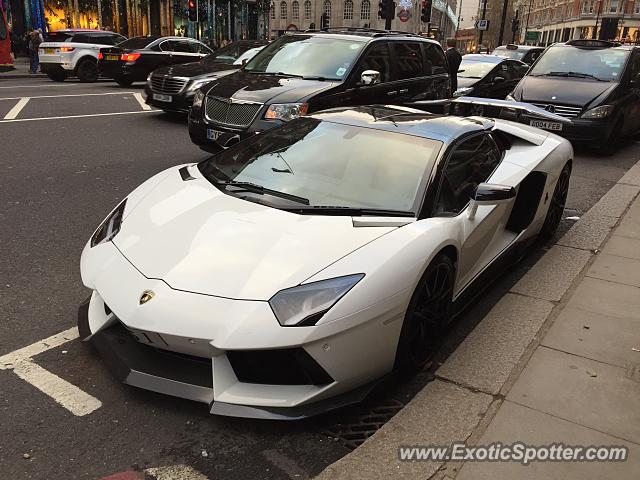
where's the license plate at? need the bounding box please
[44,48,55,54]
[153,93,172,102]
[530,120,563,131]
[106,55,119,61]
[207,129,223,141]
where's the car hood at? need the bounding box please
[516,76,617,107]
[203,71,339,103]
[113,166,395,300]
[154,61,239,78]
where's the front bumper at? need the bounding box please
[143,84,194,112]
[78,241,403,419]
[40,62,71,74]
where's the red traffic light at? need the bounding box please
[188,0,195,8]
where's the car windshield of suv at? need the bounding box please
[492,48,525,60]
[199,117,442,213]
[243,35,365,80]
[529,45,629,81]
[458,60,496,78]
[117,36,158,50]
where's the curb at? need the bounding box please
[313,160,640,479]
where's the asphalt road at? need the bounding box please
[0,76,638,479]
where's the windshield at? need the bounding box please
[529,45,629,82]
[492,48,525,60]
[118,36,157,50]
[233,47,264,65]
[458,61,496,79]
[199,118,442,213]
[243,35,365,80]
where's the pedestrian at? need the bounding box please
[445,38,462,97]
[28,29,42,74]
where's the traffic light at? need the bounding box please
[188,0,197,21]
[378,1,385,19]
[421,0,432,23]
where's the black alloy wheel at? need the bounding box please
[395,253,455,374]
[539,162,571,242]
[76,59,99,82]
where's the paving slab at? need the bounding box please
[314,381,493,480]
[456,401,640,480]
[586,253,640,288]
[507,347,640,444]
[615,215,640,239]
[556,212,618,251]
[618,160,640,186]
[584,183,639,219]
[542,307,640,369]
[602,234,640,260]
[436,294,554,395]
[566,277,640,320]
[510,246,591,302]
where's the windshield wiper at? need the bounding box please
[284,206,415,217]
[214,180,309,205]
[544,71,606,81]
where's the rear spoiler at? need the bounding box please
[408,97,573,125]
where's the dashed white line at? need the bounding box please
[0,326,78,369]
[13,360,102,416]
[4,97,29,119]
[0,109,157,123]
[0,83,80,89]
[133,92,152,111]
[0,91,137,101]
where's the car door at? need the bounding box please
[432,133,518,292]
[390,41,427,102]
[487,62,514,99]
[346,41,397,105]
[169,39,198,64]
[422,43,450,100]
[621,51,640,135]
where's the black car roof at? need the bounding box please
[310,105,486,142]
[298,28,442,46]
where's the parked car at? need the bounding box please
[492,44,545,65]
[144,40,268,113]
[39,29,127,82]
[78,103,572,419]
[505,39,640,151]
[98,36,214,87]
[188,29,450,153]
[454,54,528,99]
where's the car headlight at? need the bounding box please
[192,89,205,108]
[581,105,614,119]
[453,87,474,97]
[269,274,365,326]
[186,78,214,93]
[90,199,127,248]
[264,103,309,121]
[505,94,517,101]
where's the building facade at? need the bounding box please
[517,0,640,45]
[267,0,459,41]
[474,0,517,50]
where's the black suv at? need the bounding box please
[188,29,450,152]
[506,39,640,150]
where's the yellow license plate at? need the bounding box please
[44,48,55,54]
[106,55,119,61]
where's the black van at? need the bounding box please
[188,29,450,152]
[505,39,640,151]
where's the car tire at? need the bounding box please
[539,162,571,243]
[76,59,99,82]
[394,252,455,374]
[47,72,67,82]
[115,77,133,87]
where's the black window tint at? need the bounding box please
[627,53,640,78]
[356,42,391,82]
[72,34,91,43]
[395,42,423,80]
[494,62,513,80]
[508,61,527,78]
[119,36,158,49]
[159,40,175,52]
[172,41,192,53]
[424,44,447,75]
[436,135,501,215]
[93,35,116,45]
[196,42,213,54]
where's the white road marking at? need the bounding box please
[145,465,208,480]
[0,109,157,123]
[133,92,152,111]
[0,91,137,101]
[0,83,80,89]
[1,327,102,416]
[13,360,102,416]
[0,326,78,369]
[4,97,29,120]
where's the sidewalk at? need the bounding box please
[315,160,640,480]
[0,57,46,79]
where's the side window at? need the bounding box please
[72,34,90,44]
[435,135,502,215]
[159,40,174,52]
[495,62,513,81]
[394,42,423,80]
[507,61,527,79]
[196,42,213,54]
[172,41,192,53]
[627,53,640,81]
[355,42,391,83]
[423,44,447,75]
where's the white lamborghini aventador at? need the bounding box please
[78,101,573,419]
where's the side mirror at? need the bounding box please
[241,58,248,66]
[360,70,381,86]
[493,76,506,84]
[468,183,516,220]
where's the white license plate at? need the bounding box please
[530,120,563,131]
[152,93,172,102]
[207,129,223,141]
